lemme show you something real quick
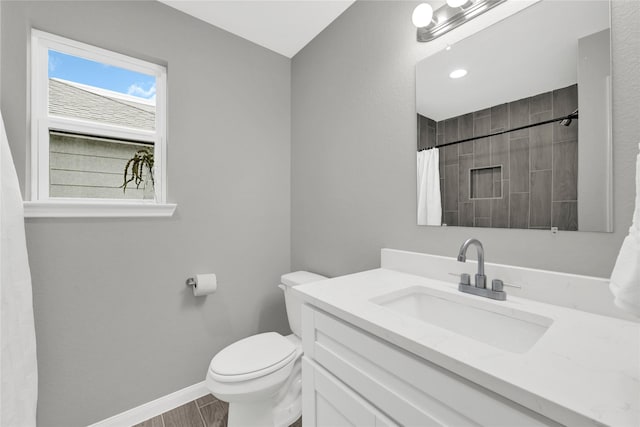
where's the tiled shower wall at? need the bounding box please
[417,84,578,230]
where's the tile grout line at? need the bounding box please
[196,402,207,427]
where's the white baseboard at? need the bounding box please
[88,381,209,427]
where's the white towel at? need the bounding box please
[417,148,442,226]
[609,143,640,316]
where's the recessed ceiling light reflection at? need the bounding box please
[449,69,468,79]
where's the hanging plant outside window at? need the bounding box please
[121,148,154,192]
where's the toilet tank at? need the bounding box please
[280,271,327,337]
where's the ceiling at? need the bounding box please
[158,0,355,58]
[416,0,610,121]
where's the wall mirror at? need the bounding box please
[416,0,612,232]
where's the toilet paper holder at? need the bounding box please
[186,274,217,296]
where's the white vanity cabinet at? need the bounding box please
[301,304,560,427]
[294,251,640,426]
[302,358,397,427]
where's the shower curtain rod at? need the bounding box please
[419,110,579,151]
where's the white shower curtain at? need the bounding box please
[417,148,442,226]
[1,110,38,426]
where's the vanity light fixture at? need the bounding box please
[414,0,507,42]
[411,3,435,28]
[449,69,468,79]
[447,0,471,8]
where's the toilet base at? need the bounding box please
[273,398,301,427]
[272,360,302,426]
[227,400,275,427]
[227,401,301,427]
[224,358,302,427]
[227,398,301,427]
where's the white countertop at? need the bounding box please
[294,268,640,427]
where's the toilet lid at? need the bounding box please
[209,332,296,382]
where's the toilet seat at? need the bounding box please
[209,332,297,383]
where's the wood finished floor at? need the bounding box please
[133,394,302,427]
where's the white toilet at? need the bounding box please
[205,271,327,427]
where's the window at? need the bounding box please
[27,30,175,217]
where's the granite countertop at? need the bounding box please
[293,268,640,427]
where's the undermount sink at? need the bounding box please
[371,286,553,353]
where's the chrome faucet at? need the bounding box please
[457,238,506,301]
[457,238,486,288]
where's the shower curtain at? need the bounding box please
[1,110,38,426]
[417,148,442,226]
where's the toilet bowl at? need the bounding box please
[205,271,327,427]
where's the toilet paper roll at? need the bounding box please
[193,274,217,296]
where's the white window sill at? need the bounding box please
[24,201,177,218]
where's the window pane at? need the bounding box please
[48,50,156,131]
[49,131,155,200]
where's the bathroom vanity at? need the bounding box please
[293,249,640,427]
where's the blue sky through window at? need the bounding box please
[48,50,156,102]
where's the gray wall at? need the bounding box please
[291,0,640,278]
[1,1,291,425]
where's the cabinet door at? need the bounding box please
[302,357,397,427]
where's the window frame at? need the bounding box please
[26,29,175,217]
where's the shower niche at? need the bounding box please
[469,166,502,200]
[415,0,612,232]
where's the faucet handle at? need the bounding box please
[460,273,471,286]
[491,279,504,292]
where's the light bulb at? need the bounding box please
[412,3,434,28]
[449,69,468,79]
[447,0,470,7]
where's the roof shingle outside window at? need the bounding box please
[48,78,155,131]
